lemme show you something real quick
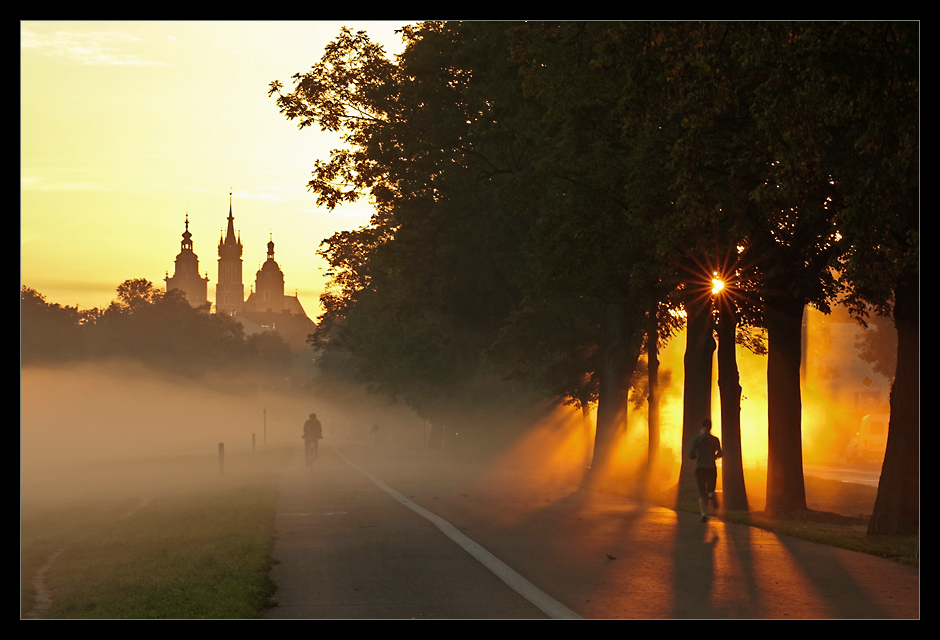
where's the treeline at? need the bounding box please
[270,22,917,534]
[21,279,296,381]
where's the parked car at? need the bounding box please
[846,414,890,463]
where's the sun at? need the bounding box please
[711,272,725,295]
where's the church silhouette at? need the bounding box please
[165,194,315,350]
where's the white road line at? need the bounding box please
[331,444,583,620]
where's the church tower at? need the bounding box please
[165,213,209,307]
[241,231,315,348]
[246,234,286,313]
[215,193,244,315]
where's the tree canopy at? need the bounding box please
[273,21,917,532]
[21,280,296,383]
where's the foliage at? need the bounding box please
[747,23,917,320]
[738,21,917,531]
[274,22,916,530]
[492,296,603,410]
[21,280,295,381]
[21,287,86,365]
[90,280,249,373]
[247,331,294,377]
[854,313,897,382]
[273,23,539,421]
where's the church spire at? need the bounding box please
[216,190,244,315]
[224,190,238,245]
[181,212,193,250]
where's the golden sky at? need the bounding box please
[21,21,409,315]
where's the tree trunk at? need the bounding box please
[647,302,660,472]
[427,421,445,450]
[677,293,715,504]
[868,276,919,535]
[578,388,595,470]
[591,303,631,477]
[717,298,748,511]
[764,295,807,513]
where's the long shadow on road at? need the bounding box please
[268,442,918,619]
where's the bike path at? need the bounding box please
[266,442,918,619]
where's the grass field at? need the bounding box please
[21,446,293,619]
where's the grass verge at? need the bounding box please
[22,447,291,619]
[587,469,918,567]
[672,473,919,567]
[719,508,919,566]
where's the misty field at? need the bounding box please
[20,360,917,618]
[21,360,426,618]
[21,448,289,618]
[20,362,312,618]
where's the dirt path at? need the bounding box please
[23,497,153,619]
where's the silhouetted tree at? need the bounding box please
[739,22,917,525]
[21,286,85,364]
[272,23,539,435]
[854,315,897,382]
[272,22,916,523]
[23,281,305,387]
[90,279,250,374]
[510,22,687,479]
[640,22,860,513]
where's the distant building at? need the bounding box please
[242,234,315,350]
[215,194,245,316]
[245,235,285,314]
[166,194,315,350]
[165,213,209,308]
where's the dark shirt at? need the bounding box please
[304,418,322,440]
[689,432,722,469]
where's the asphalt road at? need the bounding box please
[803,463,882,487]
[266,442,918,619]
